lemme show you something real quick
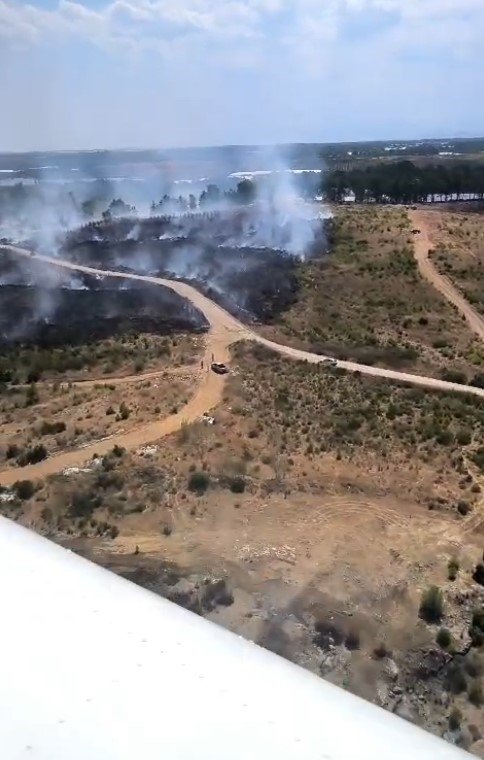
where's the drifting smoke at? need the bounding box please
[0,146,331,326]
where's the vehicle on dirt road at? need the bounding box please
[211,362,229,375]
[321,357,338,368]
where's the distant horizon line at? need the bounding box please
[1,134,484,157]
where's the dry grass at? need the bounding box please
[261,206,482,377]
[0,332,203,468]
[430,211,484,317]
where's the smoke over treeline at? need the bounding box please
[0,147,330,329]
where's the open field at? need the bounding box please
[260,206,484,379]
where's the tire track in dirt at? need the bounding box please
[409,209,484,343]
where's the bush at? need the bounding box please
[69,491,102,518]
[119,402,130,420]
[471,373,484,389]
[448,558,460,581]
[448,707,462,731]
[106,406,115,416]
[469,609,484,647]
[188,471,210,495]
[446,663,467,695]
[419,586,443,623]
[472,609,484,632]
[6,443,20,460]
[457,500,471,516]
[25,383,39,407]
[112,445,125,458]
[473,563,484,587]
[469,626,484,648]
[436,628,452,649]
[456,428,472,446]
[17,444,48,466]
[372,642,390,660]
[12,480,35,501]
[39,420,66,436]
[440,369,467,384]
[229,476,246,494]
[345,631,360,651]
[95,471,124,491]
[465,652,483,678]
[469,681,483,707]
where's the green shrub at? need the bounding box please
[456,428,472,446]
[69,491,102,518]
[119,402,130,420]
[372,642,390,660]
[229,476,246,494]
[446,664,467,695]
[471,373,484,389]
[448,707,462,731]
[436,628,452,649]
[108,525,120,540]
[17,444,48,466]
[6,443,20,460]
[25,383,39,407]
[419,586,444,623]
[469,681,483,706]
[12,480,35,501]
[469,609,484,647]
[188,471,210,495]
[39,420,66,436]
[473,563,484,587]
[440,369,467,384]
[448,558,460,581]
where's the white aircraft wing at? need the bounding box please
[0,517,469,759]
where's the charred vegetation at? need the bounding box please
[60,209,327,324]
[0,251,207,348]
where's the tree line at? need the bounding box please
[323,161,484,203]
[149,179,257,215]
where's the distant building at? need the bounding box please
[342,191,356,203]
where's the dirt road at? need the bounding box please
[409,209,484,343]
[1,244,483,484]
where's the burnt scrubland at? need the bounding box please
[59,206,327,323]
[0,249,207,351]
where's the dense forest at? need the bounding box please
[324,161,484,203]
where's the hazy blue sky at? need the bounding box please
[1,0,484,152]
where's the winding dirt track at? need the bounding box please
[409,209,484,343]
[1,243,483,485]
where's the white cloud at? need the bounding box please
[1,0,484,151]
[2,0,484,61]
